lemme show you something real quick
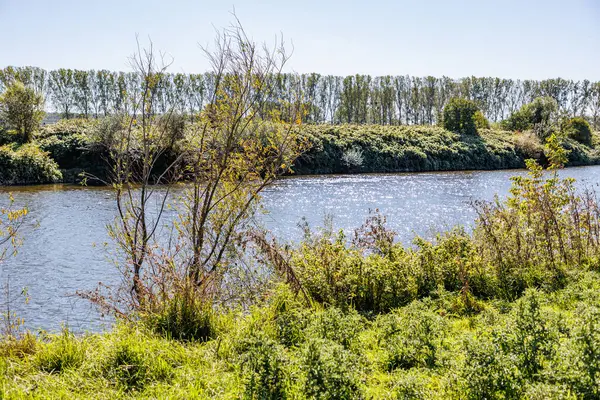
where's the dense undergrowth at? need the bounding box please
[0,143,62,185]
[3,138,600,399]
[294,124,600,174]
[2,275,600,399]
[1,118,599,184]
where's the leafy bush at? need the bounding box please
[514,131,544,161]
[0,144,62,184]
[376,302,445,371]
[288,218,485,313]
[461,334,523,400]
[392,370,437,399]
[157,112,187,150]
[38,132,89,169]
[506,291,556,380]
[474,110,490,130]
[341,147,364,170]
[0,129,23,146]
[301,338,363,400]
[570,305,600,399]
[271,286,311,347]
[502,97,558,139]
[289,224,418,313]
[413,228,477,296]
[38,118,98,139]
[305,307,365,349]
[562,117,593,146]
[472,136,600,299]
[442,98,480,135]
[238,334,289,400]
[523,383,576,400]
[0,81,45,142]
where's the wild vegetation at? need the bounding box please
[3,15,600,400]
[3,136,600,398]
[0,111,598,183]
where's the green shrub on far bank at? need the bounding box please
[37,119,98,169]
[0,144,62,184]
[0,81,45,143]
[36,118,108,182]
[561,117,593,146]
[501,97,558,138]
[0,129,23,146]
[38,133,89,169]
[38,118,99,139]
[474,110,490,130]
[442,98,481,135]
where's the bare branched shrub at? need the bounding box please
[81,16,305,338]
[165,16,304,307]
[79,40,186,317]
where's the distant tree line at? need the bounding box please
[1,66,600,128]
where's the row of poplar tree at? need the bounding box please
[2,66,600,128]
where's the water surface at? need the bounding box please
[2,166,600,332]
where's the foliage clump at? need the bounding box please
[501,96,558,138]
[376,302,445,371]
[0,81,45,143]
[301,338,363,399]
[442,97,480,135]
[0,144,62,184]
[561,116,593,146]
[143,292,215,342]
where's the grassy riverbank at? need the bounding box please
[2,275,600,399]
[1,119,599,185]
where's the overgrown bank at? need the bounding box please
[295,124,600,174]
[3,278,600,399]
[1,119,599,185]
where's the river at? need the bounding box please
[2,166,600,332]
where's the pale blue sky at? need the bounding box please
[1,0,599,80]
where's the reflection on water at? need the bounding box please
[2,165,600,332]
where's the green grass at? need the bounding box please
[2,277,600,399]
